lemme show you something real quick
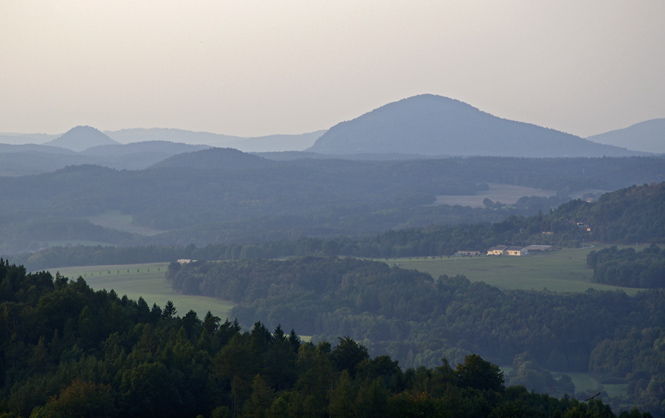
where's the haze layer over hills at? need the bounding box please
[0,128,325,152]
[0,94,661,178]
[308,94,641,157]
[105,128,326,153]
[2,94,660,163]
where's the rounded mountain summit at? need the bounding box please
[45,125,119,152]
[307,94,640,158]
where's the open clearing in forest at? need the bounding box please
[87,209,165,236]
[49,262,235,320]
[432,183,558,207]
[432,183,609,208]
[388,245,647,294]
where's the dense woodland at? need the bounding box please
[165,256,665,415]
[2,261,653,418]
[1,156,664,254]
[587,245,665,288]
[14,182,665,271]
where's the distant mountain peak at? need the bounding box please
[587,118,665,154]
[45,125,119,152]
[308,95,640,158]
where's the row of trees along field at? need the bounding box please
[166,256,665,416]
[14,182,665,271]
[587,244,665,288]
[1,259,652,418]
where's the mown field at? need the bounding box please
[49,262,235,320]
[387,244,646,295]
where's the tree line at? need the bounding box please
[587,244,665,288]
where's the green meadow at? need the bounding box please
[50,263,235,320]
[387,245,646,294]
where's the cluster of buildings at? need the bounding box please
[456,245,553,257]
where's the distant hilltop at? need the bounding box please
[45,125,119,152]
[3,126,325,153]
[3,94,662,157]
[151,147,277,170]
[308,94,643,158]
[586,118,665,154]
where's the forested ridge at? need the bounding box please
[554,182,665,244]
[1,260,650,418]
[1,156,664,254]
[15,182,665,271]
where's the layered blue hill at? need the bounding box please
[309,94,642,157]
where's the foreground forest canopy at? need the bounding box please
[0,262,654,418]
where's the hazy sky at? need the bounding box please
[2,1,664,138]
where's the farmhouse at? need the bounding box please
[487,245,508,256]
[487,245,547,256]
[505,246,526,256]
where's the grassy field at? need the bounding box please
[50,263,235,320]
[387,245,646,294]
